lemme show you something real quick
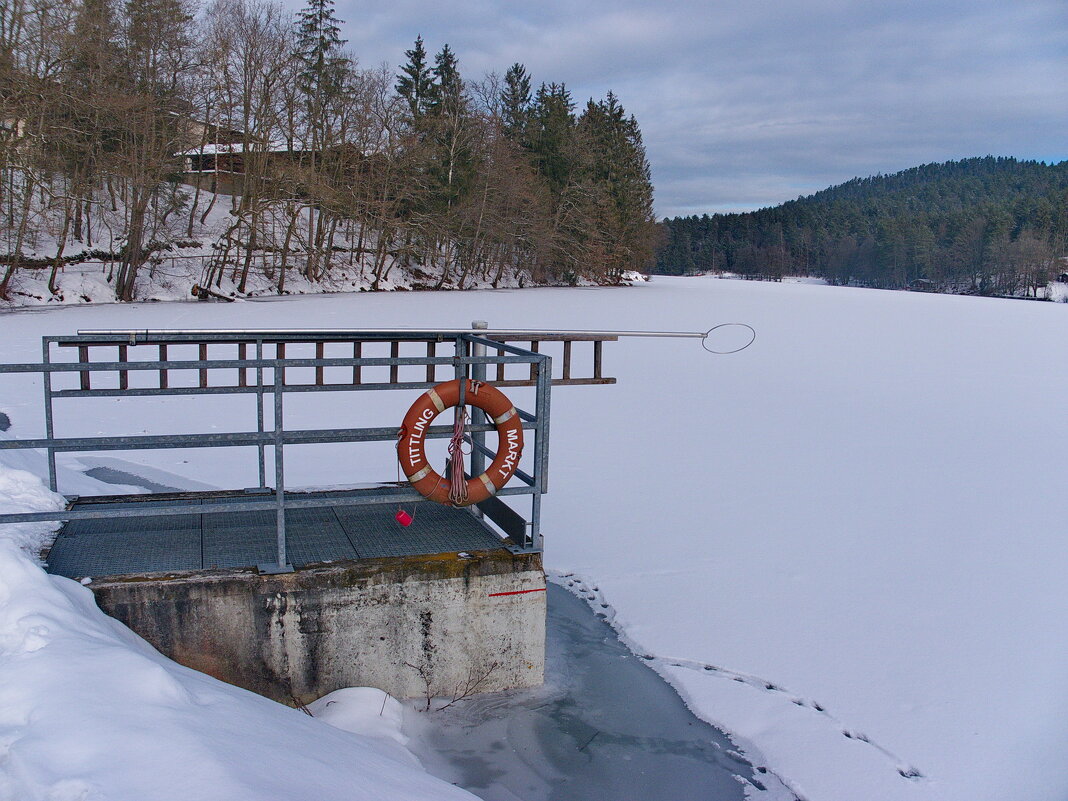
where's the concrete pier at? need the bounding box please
[89,549,545,705]
[47,491,546,705]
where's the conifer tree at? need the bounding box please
[529,82,577,199]
[429,43,461,116]
[425,43,472,211]
[293,0,351,278]
[655,157,1068,290]
[500,62,531,143]
[579,91,656,279]
[293,0,348,151]
[394,35,432,123]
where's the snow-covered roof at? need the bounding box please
[178,142,292,156]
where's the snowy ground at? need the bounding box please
[1,186,645,307]
[0,448,479,801]
[2,277,1068,800]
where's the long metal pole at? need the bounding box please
[80,327,708,339]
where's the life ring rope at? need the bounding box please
[397,379,524,507]
[447,405,470,506]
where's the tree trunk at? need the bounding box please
[116,188,151,301]
[0,172,36,299]
[278,205,299,294]
[199,175,219,225]
[48,197,74,294]
[237,208,258,294]
[83,198,93,248]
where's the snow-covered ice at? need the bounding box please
[2,276,1068,800]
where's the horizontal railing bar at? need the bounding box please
[0,432,269,450]
[496,377,615,389]
[0,420,543,453]
[0,354,539,375]
[45,377,608,398]
[539,377,616,386]
[58,333,476,343]
[0,485,537,525]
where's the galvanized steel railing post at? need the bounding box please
[265,354,292,573]
[255,340,266,489]
[531,353,552,551]
[42,338,57,492]
[469,321,488,485]
[453,335,466,383]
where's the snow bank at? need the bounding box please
[1047,281,1068,302]
[0,538,475,801]
[781,275,828,284]
[0,467,64,557]
[1,189,548,308]
[0,455,474,800]
[5,250,536,307]
[309,688,414,762]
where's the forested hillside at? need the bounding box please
[0,0,656,302]
[657,158,1068,295]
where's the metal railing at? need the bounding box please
[0,327,616,571]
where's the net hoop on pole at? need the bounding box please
[701,323,757,354]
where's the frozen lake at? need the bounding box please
[4,277,1068,799]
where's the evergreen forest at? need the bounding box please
[656,158,1068,296]
[0,0,656,300]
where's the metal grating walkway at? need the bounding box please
[45,489,509,579]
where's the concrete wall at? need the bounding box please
[90,550,545,706]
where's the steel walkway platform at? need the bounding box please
[45,488,510,579]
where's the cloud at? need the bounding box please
[298,0,1068,216]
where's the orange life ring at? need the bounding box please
[398,379,524,507]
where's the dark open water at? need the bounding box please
[406,583,795,801]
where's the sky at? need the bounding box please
[311,0,1066,218]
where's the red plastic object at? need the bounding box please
[395,509,413,527]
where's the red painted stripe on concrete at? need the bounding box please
[487,587,547,598]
